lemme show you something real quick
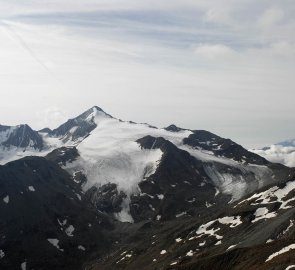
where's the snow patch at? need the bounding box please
[186,250,194,257]
[176,238,182,243]
[28,186,35,192]
[238,180,295,213]
[252,207,276,223]
[266,244,295,262]
[78,245,86,251]
[227,245,237,251]
[157,194,164,200]
[57,219,67,226]
[218,216,242,228]
[3,195,9,204]
[21,262,27,270]
[47,239,64,252]
[199,241,206,247]
[65,225,75,237]
[283,220,294,235]
[194,216,242,241]
[206,201,213,208]
[196,220,223,240]
[176,212,187,218]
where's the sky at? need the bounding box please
[0,0,294,148]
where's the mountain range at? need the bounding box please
[1,106,295,270]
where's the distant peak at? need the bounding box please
[164,124,185,132]
[83,106,113,118]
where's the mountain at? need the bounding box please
[1,106,295,269]
[0,106,292,221]
[0,124,43,150]
[0,124,44,165]
[277,139,295,148]
[56,108,290,223]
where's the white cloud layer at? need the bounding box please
[251,145,295,167]
[0,0,294,148]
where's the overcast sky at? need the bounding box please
[0,0,294,148]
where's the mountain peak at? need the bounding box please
[82,106,113,120]
[48,106,113,143]
[164,124,186,132]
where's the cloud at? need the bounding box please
[204,7,232,24]
[35,107,69,129]
[193,44,237,61]
[258,7,284,29]
[251,145,295,167]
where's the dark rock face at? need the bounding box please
[183,130,268,165]
[49,106,112,143]
[129,136,229,222]
[183,130,293,191]
[164,125,186,132]
[0,124,43,150]
[85,183,127,215]
[0,157,114,270]
[46,146,80,166]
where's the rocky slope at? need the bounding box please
[89,174,295,270]
[0,156,114,270]
[0,124,43,150]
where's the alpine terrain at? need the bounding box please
[1,106,295,270]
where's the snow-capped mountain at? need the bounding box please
[0,124,44,164]
[0,124,43,149]
[1,106,295,270]
[0,106,292,223]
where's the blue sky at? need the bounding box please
[0,0,294,147]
